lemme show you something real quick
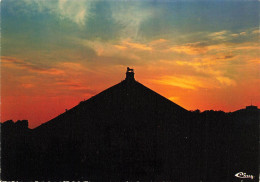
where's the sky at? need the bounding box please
[1,0,260,128]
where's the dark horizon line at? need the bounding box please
[2,104,259,130]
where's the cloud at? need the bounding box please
[163,55,238,88]
[233,43,260,51]
[208,30,233,42]
[216,76,236,86]
[56,80,95,93]
[111,2,153,39]
[210,31,228,36]
[58,0,91,26]
[152,75,218,90]
[167,42,208,55]
[163,28,260,56]
[252,29,259,34]
[60,62,88,71]
[22,0,92,26]
[114,38,169,52]
[239,32,247,36]
[153,71,237,90]
[74,38,142,63]
[216,55,235,60]
[2,56,64,75]
[114,45,127,50]
[121,39,152,51]
[150,39,168,45]
[207,29,258,44]
[2,58,98,95]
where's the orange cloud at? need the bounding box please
[252,29,259,34]
[209,30,229,40]
[167,43,208,55]
[122,40,152,51]
[149,38,168,45]
[216,76,236,86]
[1,56,64,75]
[152,76,218,90]
[114,45,128,50]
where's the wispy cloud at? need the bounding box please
[166,42,208,55]
[111,2,153,39]
[22,0,92,26]
[216,76,236,86]
[152,75,220,90]
[209,30,229,41]
[58,0,91,26]
[121,39,152,51]
[2,57,64,75]
[56,80,95,93]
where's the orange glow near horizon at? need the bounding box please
[2,56,260,129]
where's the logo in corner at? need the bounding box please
[235,172,254,179]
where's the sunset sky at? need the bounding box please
[1,0,260,128]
